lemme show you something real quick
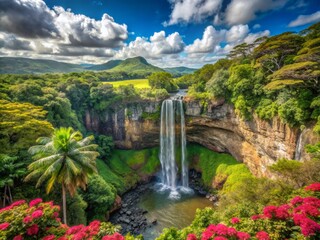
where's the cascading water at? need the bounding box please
[159,98,192,198]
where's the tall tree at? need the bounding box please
[0,154,26,206]
[25,127,99,224]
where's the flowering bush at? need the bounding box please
[180,182,320,240]
[0,198,135,240]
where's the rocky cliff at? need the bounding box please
[184,98,319,177]
[85,99,319,177]
[85,101,160,149]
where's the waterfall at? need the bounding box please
[159,98,191,198]
[294,129,305,161]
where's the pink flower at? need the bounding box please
[213,237,228,240]
[291,196,304,206]
[11,200,26,207]
[231,217,240,224]
[53,212,59,218]
[237,231,251,240]
[0,205,13,213]
[202,229,214,240]
[23,215,33,224]
[66,224,84,234]
[256,231,270,240]
[251,215,261,220]
[214,224,229,236]
[13,235,23,240]
[26,224,39,235]
[305,182,320,192]
[32,209,43,219]
[187,233,197,240]
[102,233,125,240]
[0,222,10,230]
[42,235,56,240]
[29,198,43,207]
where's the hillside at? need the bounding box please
[0,57,84,74]
[164,66,197,76]
[86,60,122,71]
[106,56,164,75]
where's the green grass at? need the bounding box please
[104,79,150,88]
[96,148,160,193]
[187,144,250,187]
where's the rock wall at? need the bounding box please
[85,101,160,149]
[184,98,319,177]
[85,99,319,177]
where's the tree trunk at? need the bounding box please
[62,184,67,224]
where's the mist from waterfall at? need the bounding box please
[159,98,192,198]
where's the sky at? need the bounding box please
[0,0,320,68]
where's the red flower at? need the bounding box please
[187,233,197,240]
[213,237,228,240]
[29,198,43,207]
[263,205,290,220]
[202,229,214,240]
[291,196,304,206]
[26,224,39,235]
[231,217,240,224]
[66,225,84,234]
[23,215,33,224]
[237,231,250,240]
[256,231,270,240]
[251,215,261,220]
[102,233,125,240]
[11,200,26,207]
[13,235,23,240]
[42,235,56,240]
[0,222,10,230]
[305,182,320,192]
[53,212,59,218]
[0,205,13,213]
[214,224,229,236]
[32,209,43,219]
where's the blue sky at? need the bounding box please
[0,0,320,68]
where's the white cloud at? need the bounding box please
[224,0,288,25]
[116,31,185,59]
[53,6,127,48]
[185,26,226,54]
[288,11,320,27]
[164,0,222,26]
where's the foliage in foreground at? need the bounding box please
[0,198,141,240]
[157,183,320,240]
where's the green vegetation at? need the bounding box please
[183,22,320,132]
[25,127,99,224]
[187,144,243,187]
[148,72,178,92]
[106,79,150,88]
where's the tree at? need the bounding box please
[25,127,99,224]
[0,154,26,206]
[205,69,229,99]
[148,72,178,92]
[0,100,54,154]
[254,32,304,73]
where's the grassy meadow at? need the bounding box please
[104,79,150,88]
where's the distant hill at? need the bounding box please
[0,57,84,74]
[164,67,197,76]
[86,60,122,71]
[106,57,164,75]
[0,56,193,76]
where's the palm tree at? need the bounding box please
[25,127,99,224]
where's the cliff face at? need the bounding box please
[184,98,319,177]
[85,101,160,149]
[85,99,319,177]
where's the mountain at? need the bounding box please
[0,57,84,74]
[106,56,164,75]
[0,56,192,76]
[164,67,197,76]
[86,60,122,71]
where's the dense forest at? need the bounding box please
[0,22,320,240]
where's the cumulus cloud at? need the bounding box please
[288,11,320,27]
[185,24,270,59]
[53,6,127,48]
[0,0,128,50]
[116,31,185,59]
[0,33,32,50]
[0,0,58,38]
[224,0,288,25]
[185,26,225,54]
[164,0,222,26]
